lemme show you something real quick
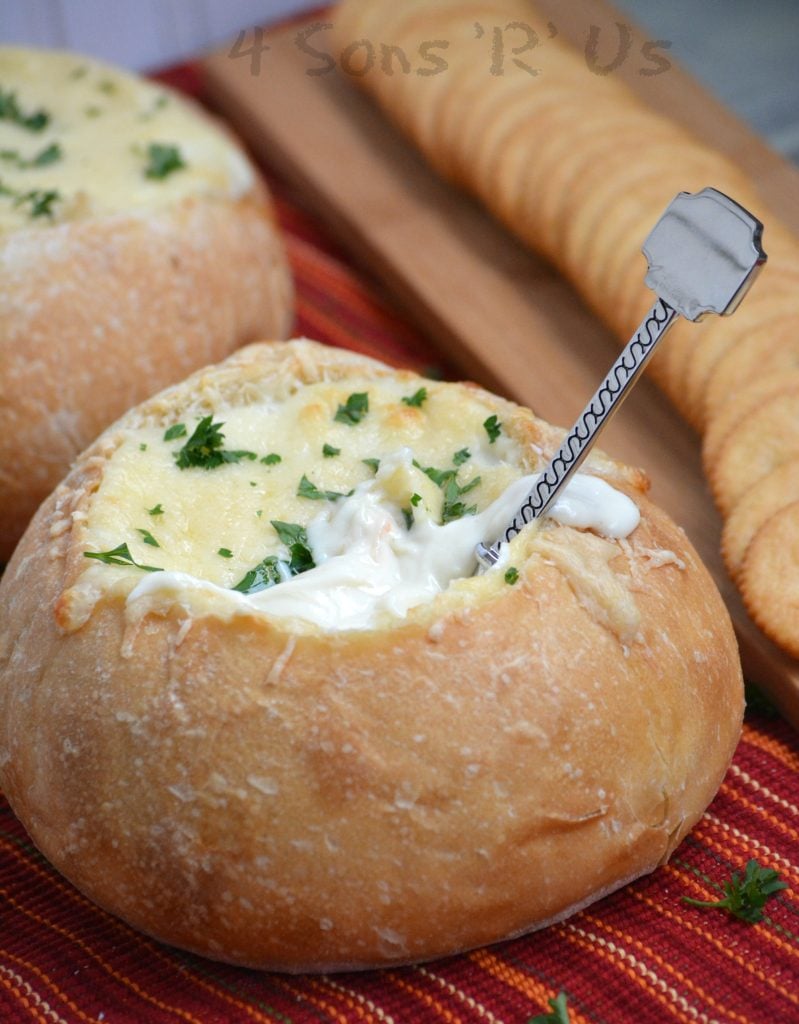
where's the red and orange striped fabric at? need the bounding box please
[1,59,798,1024]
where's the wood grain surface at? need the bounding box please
[202,2,799,726]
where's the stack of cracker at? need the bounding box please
[335,0,799,657]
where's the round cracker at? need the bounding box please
[593,171,724,342]
[722,456,799,579]
[560,130,690,276]
[703,368,799,467]
[493,106,583,233]
[683,294,799,428]
[464,50,596,160]
[477,86,592,201]
[495,92,621,248]
[421,60,489,174]
[398,46,478,161]
[373,2,532,150]
[759,218,799,263]
[752,260,799,291]
[468,86,588,202]
[393,18,492,164]
[703,312,799,424]
[593,157,740,327]
[518,93,643,256]
[543,110,674,271]
[740,500,799,658]
[346,0,436,98]
[710,389,799,516]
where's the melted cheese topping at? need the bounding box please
[75,375,639,632]
[0,47,253,233]
[130,460,639,630]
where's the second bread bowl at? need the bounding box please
[0,47,293,558]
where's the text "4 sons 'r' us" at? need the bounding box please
[229,21,673,79]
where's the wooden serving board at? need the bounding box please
[202,2,799,727]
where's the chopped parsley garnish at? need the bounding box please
[32,141,61,166]
[401,387,427,408]
[233,522,316,595]
[362,457,380,474]
[261,453,282,465]
[218,548,233,558]
[322,443,341,458]
[483,414,502,444]
[0,179,62,219]
[83,542,161,573]
[232,556,283,594]
[297,474,353,502]
[0,88,50,132]
[441,475,480,524]
[178,416,223,459]
[0,141,62,170]
[139,443,147,452]
[171,416,256,470]
[529,992,571,1024]
[69,65,88,80]
[136,528,160,547]
[163,423,187,441]
[453,447,471,466]
[402,493,423,527]
[97,78,118,95]
[146,503,164,516]
[144,142,186,180]
[682,859,787,923]
[413,460,481,523]
[504,567,519,585]
[271,520,315,575]
[271,520,307,546]
[21,188,61,218]
[334,392,369,425]
[414,461,454,488]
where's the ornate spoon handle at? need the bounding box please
[476,297,677,567]
[474,187,766,569]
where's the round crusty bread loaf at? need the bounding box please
[0,47,293,560]
[0,339,743,971]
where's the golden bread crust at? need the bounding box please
[0,340,743,971]
[0,189,292,560]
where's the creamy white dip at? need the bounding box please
[129,450,639,631]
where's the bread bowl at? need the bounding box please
[0,46,293,560]
[0,338,743,971]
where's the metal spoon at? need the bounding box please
[475,186,767,569]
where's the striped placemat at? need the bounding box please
[0,61,797,1024]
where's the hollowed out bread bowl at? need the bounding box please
[0,339,742,971]
[0,47,293,559]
